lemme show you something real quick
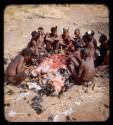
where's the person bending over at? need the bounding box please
[6,48,33,85]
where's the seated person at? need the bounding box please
[82,33,95,60]
[67,56,80,83]
[6,48,33,85]
[77,48,95,84]
[67,42,82,83]
[31,30,38,38]
[102,40,109,65]
[27,31,38,53]
[86,30,97,49]
[27,27,46,53]
[37,27,46,48]
[27,31,49,66]
[94,33,108,67]
[68,42,82,63]
[72,29,82,47]
[37,27,45,36]
[59,27,73,52]
[45,26,60,53]
[99,34,108,65]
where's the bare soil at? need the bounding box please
[4,5,109,122]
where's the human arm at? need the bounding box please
[16,57,25,74]
[32,40,37,48]
[45,34,54,43]
[77,63,84,79]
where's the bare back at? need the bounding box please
[72,49,81,63]
[79,58,95,81]
[87,42,95,59]
[7,55,24,77]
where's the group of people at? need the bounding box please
[6,26,109,86]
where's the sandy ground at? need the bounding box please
[4,4,109,122]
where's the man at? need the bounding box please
[32,27,46,50]
[94,34,108,67]
[78,48,95,84]
[101,39,109,65]
[6,48,33,85]
[27,30,49,66]
[27,27,46,52]
[31,31,38,38]
[67,42,82,82]
[59,27,73,52]
[36,27,46,49]
[99,34,108,65]
[37,27,45,36]
[82,33,95,60]
[72,29,82,47]
[69,42,82,62]
[27,31,38,54]
[45,26,59,53]
[87,30,97,49]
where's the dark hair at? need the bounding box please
[51,26,57,32]
[80,48,89,57]
[38,27,44,30]
[82,34,87,39]
[63,27,69,33]
[84,33,92,42]
[74,29,80,33]
[31,31,37,37]
[85,30,95,40]
[91,30,95,36]
[31,33,39,41]
[21,48,33,56]
[100,34,107,42]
